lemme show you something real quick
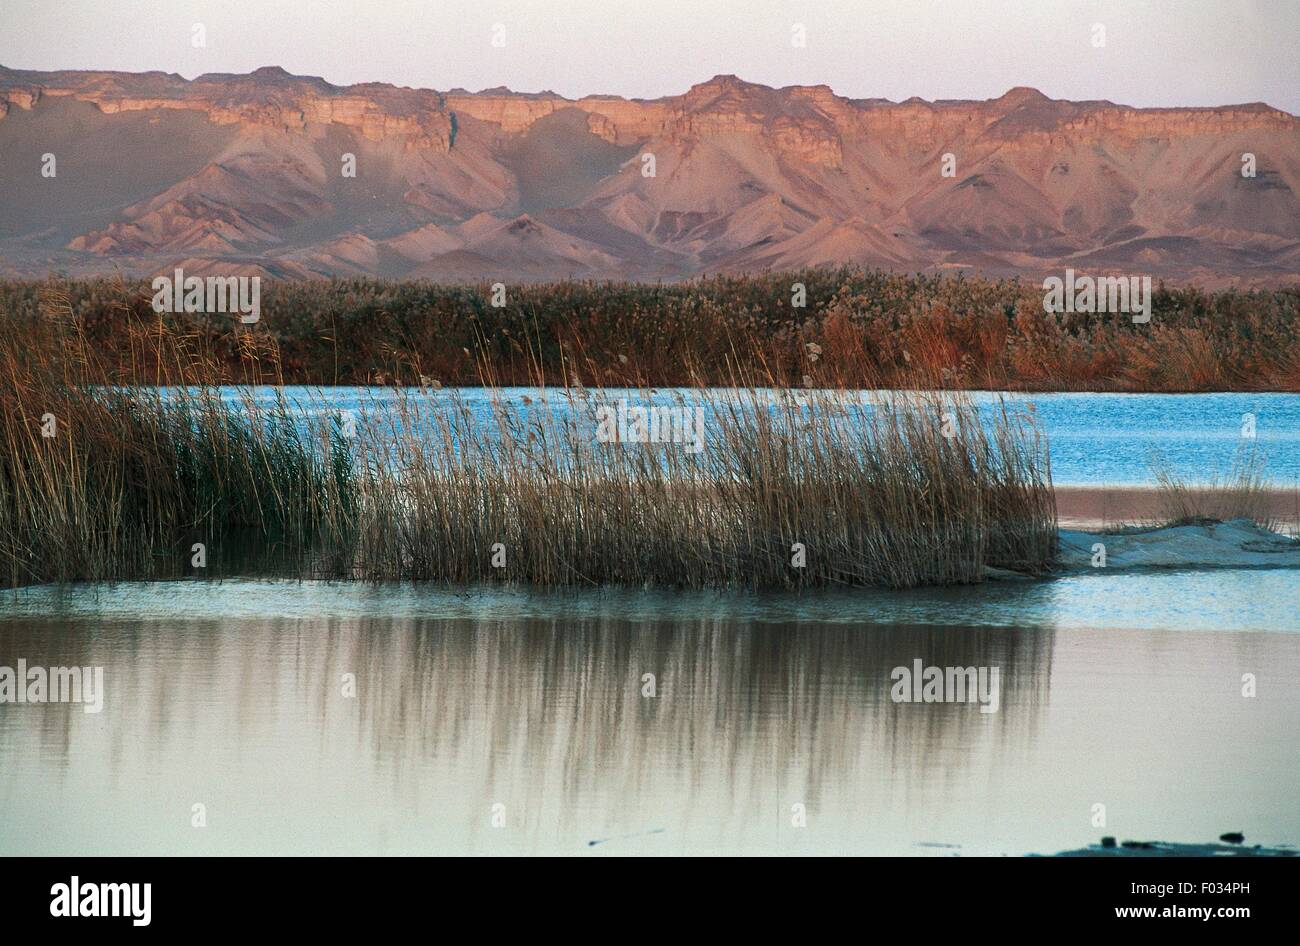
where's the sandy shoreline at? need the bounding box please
[1055,485,1300,533]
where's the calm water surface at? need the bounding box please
[2,572,1297,856]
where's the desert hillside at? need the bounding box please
[1,66,1297,285]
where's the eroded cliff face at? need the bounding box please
[1,65,1296,285]
[451,75,1294,166]
[0,66,454,149]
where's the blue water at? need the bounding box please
[6,567,1299,633]
[996,392,1300,486]
[203,386,1300,487]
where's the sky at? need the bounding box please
[2,0,1297,112]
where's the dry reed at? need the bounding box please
[1150,447,1279,530]
[2,298,1058,589]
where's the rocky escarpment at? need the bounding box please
[0,65,454,149]
[0,65,1296,285]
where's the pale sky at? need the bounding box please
[2,0,1297,112]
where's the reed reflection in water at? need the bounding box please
[1,605,1295,855]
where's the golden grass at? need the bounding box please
[2,271,1295,391]
[2,299,1058,590]
[339,384,1056,588]
[0,301,353,587]
[1151,447,1279,530]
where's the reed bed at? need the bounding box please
[1150,447,1279,530]
[2,271,1296,391]
[342,383,1056,588]
[0,304,353,588]
[2,300,1058,590]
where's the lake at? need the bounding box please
[3,388,1297,856]
[2,570,1297,856]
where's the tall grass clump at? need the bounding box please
[338,345,1057,588]
[1150,446,1279,530]
[0,297,354,588]
[3,292,1057,590]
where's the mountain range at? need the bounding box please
[1,65,1297,286]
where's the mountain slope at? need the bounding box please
[1,66,1297,285]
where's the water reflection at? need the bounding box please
[1,590,1296,855]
